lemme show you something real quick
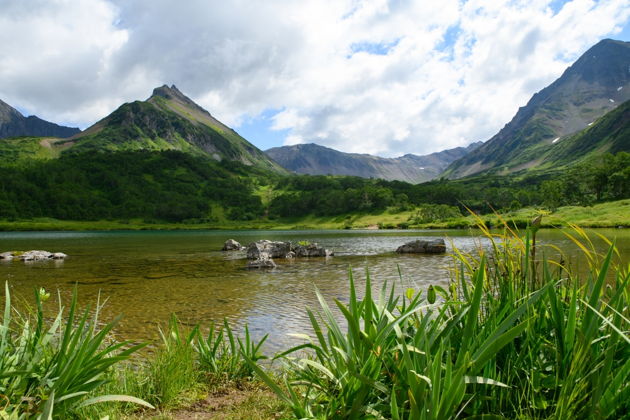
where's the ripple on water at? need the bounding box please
[2,229,627,352]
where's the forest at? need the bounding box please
[0,149,628,223]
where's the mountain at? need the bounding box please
[532,98,630,168]
[445,39,630,178]
[265,142,482,183]
[0,98,80,139]
[54,85,285,173]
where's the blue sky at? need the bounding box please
[2,0,630,156]
[232,0,630,152]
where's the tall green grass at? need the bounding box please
[69,315,271,418]
[0,285,153,418]
[196,320,267,383]
[250,221,630,419]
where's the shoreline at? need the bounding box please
[0,199,629,232]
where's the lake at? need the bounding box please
[1,228,628,352]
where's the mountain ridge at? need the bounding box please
[0,98,80,139]
[265,142,482,183]
[445,39,630,178]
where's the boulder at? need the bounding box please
[246,252,277,269]
[1,250,68,261]
[395,239,446,254]
[246,240,292,259]
[294,243,334,257]
[19,250,53,261]
[222,239,243,251]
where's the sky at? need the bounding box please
[1,0,629,157]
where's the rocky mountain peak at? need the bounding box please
[444,39,630,178]
[150,84,198,106]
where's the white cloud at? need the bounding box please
[0,0,629,155]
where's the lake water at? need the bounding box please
[1,228,628,352]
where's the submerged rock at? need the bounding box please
[395,239,446,254]
[222,239,243,251]
[246,252,277,269]
[294,243,334,257]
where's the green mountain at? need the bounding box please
[0,86,288,223]
[537,98,630,168]
[265,142,482,183]
[0,98,80,139]
[59,85,285,173]
[1,85,283,172]
[445,39,630,178]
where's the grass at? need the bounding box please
[0,284,280,418]
[1,199,629,231]
[0,285,152,418]
[248,219,630,418]
[72,316,279,419]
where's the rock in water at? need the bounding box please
[0,250,68,261]
[294,243,334,257]
[246,240,292,259]
[246,252,277,269]
[222,239,243,251]
[19,250,53,261]
[395,239,446,254]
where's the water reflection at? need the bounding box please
[1,228,628,352]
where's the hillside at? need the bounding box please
[0,98,80,139]
[265,142,482,183]
[54,85,285,173]
[537,99,630,168]
[445,39,630,178]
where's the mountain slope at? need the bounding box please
[445,39,630,178]
[265,142,482,183]
[534,98,630,168]
[62,85,285,173]
[0,99,80,139]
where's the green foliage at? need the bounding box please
[196,320,268,383]
[74,316,271,418]
[0,142,627,224]
[0,137,60,163]
[0,284,151,418]
[249,223,630,419]
[147,316,199,408]
[407,203,462,224]
[0,150,266,222]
